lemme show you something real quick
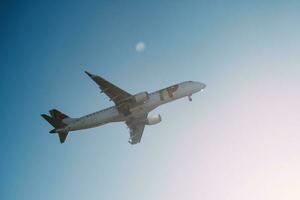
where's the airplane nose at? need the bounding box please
[196,82,206,91]
[201,83,206,89]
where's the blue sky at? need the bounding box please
[1,1,300,199]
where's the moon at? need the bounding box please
[135,42,146,52]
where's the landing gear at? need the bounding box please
[188,95,192,101]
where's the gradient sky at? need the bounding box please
[1,1,300,200]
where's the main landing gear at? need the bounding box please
[188,95,192,101]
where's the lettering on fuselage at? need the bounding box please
[159,84,178,101]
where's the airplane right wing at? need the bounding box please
[85,71,134,115]
[85,71,132,104]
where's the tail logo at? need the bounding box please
[58,114,68,120]
[49,109,69,121]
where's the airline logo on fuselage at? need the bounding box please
[159,85,178,101]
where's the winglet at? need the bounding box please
[85,71,94,78]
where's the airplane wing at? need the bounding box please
[126,114,147,144]
[85,71,133,115]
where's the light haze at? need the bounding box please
[1,1,300,200]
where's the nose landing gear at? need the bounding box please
[188,95,192,101]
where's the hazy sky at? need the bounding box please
[1,1,300,200]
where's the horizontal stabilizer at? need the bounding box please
[58,132,69,143]
[41,114,69,144]
[41,114,66,129]
[49,129,56,133]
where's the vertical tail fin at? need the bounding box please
[41,114,66,129]
[41,109,71,144]
[49,109,70,121]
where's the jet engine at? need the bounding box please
[146,114,162,125]
[134,92,149,103]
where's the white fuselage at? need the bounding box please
[60,81,205,132]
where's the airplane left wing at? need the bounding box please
[126,114,147,144]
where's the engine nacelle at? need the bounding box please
[146,114,162,125]
[134,92,149,103]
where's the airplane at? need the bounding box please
[41,71,206,144]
